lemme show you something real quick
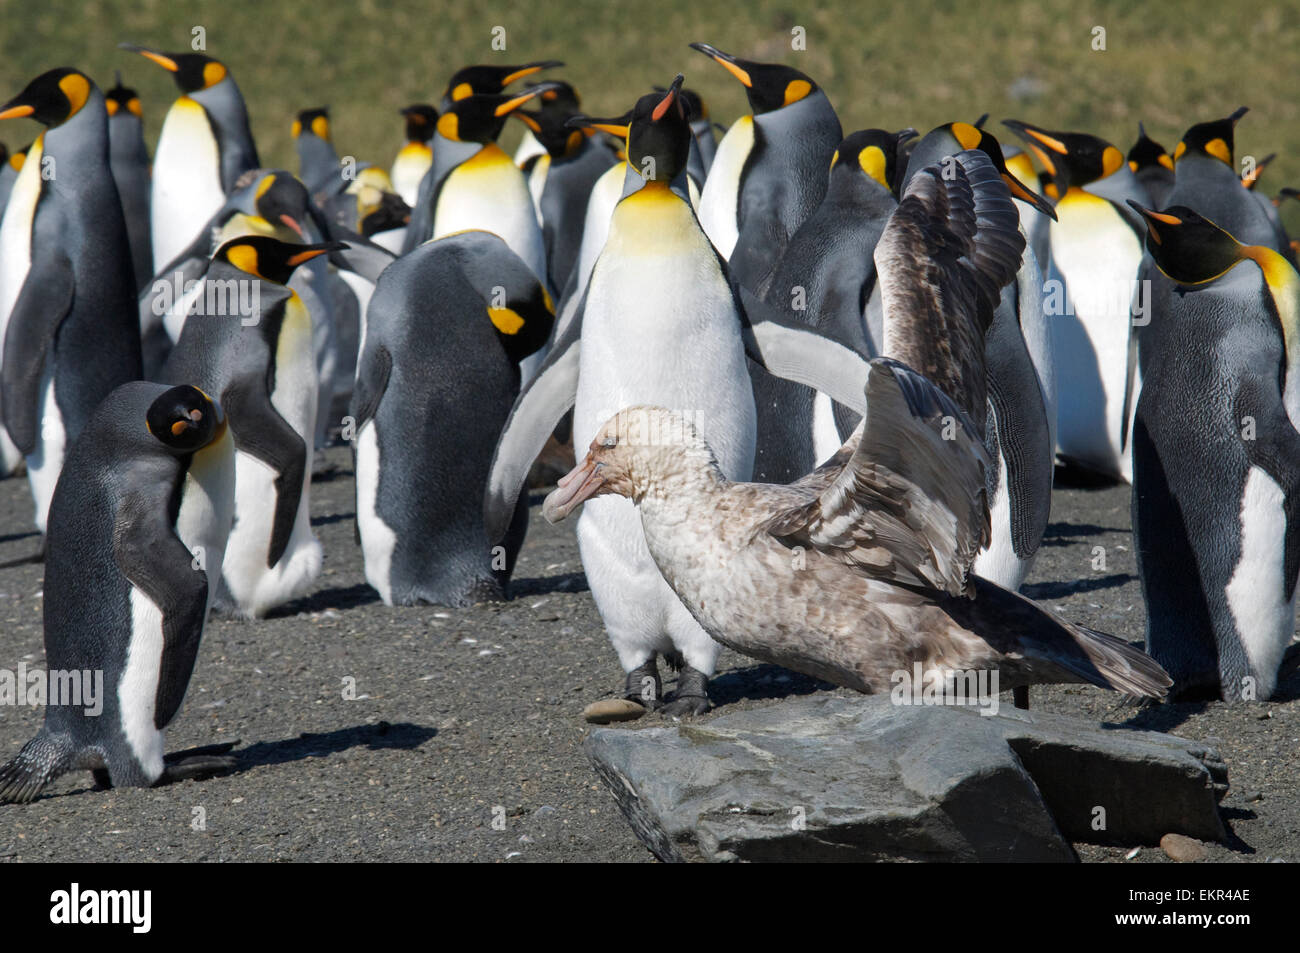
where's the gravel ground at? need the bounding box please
[0,448,1295,863]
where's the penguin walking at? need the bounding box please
[122,44,259,269]
[0,68,142,534]
[401,84,558,292]
[353,230,553,606]
[689,43,841,288]
[391,104,437,206]
[104,73,152,291]
[1128,202,1300,701]
[158,235,342,619]
[486,79,757,715]
[745,128,913,484]
[1004,120,1149,482]
[0,382,236,802]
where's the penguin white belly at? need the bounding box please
[513,128,546,168]
[972,445,1026,590]
[175,426,237,613]
[355,420,397,604]
[0,136,40,476]
[434,146,548,287]
[526,153,550,225]
[811,390,842,464]
[573,186,755,672]
[119,588,167,783]
[1048,194,1140,479]
[696,115,753,260]
[152,98,225,269]
[1224,466,1294,700]
[26,368,65,534]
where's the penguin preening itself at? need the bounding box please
[745,127,914,485]
[1128,202,1300,702]
[157,235,343,619]
[352,230,554,606]
[689,42,842,288]
[1004,119,1148,483]
[0,383,236,803]
[391,104,437,206]
[1128,123,1175,210]
[0,67,143,534]
[121,43,259,269]
[104,72,153,292]
[401,83,559,291]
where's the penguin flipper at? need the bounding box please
[736,284,868,415]
[221,381,308,568]
[483,318,582,543]
[351,344,392,430]
[1,250,74,455]
[112,495,211,731]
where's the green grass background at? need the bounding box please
[2,0,1299,227]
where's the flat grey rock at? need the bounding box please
[585,695,1228,862]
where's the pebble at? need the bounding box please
[1160,833,1207,862]
[582,698,647,724]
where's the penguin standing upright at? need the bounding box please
[1004,120,1149,482]
[1167,108,1276,248]
[1128,202,1300,701]
[484,78,758,715]
[1127,123,1175,210]
[0,68,143,534]
[0,382,235,802]
[353,230,553,606]
[122,44,259,268]
[292,106,343,198]
[158,235,342,619]
[745,128,913,484]
[104,73,152,291]
[0,142,21,477]
[679,86,717,184]
[401,84,558,291]
[689,43,841,288]
[391,104,437,206]
[439,60,563,110]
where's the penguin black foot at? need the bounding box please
[154,741,240,786]
[1013,686,1030,710]
[624,658,663,710]
[660,665,710,718]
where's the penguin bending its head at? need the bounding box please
[0,383,236,802]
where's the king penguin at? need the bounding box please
[485,77,758,716]
[292,106,343,198]
[122,43,259,269]
[1167,108,1277,249]
[0,68,143,534]
[0,382,236,802]
[440,60,563,110]
[104,72,153,291]
[1128,201,1300,701]
[1005,119,1149,483]
[689,43,841,288]
[401,84,557,292]
[391,104,437,206]
[353,230,554,606]
[158,235,343,619]
[1128,123,1175,211]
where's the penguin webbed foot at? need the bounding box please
[154,741,240,786]
[660,664,711,718]
[623,657,663,711]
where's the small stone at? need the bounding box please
[1241,791,1264,803]
[583,698,647,724]
[1160,833,1206,863]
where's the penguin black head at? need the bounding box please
[120,44,230,93]
[514,81,586,157]
[1127,201,1246,286]
[436,83,560,144]
[911,120,1057,218]
[1128,122,1174,175]
[831,128,916,192]
[0,68,94,127]
[104,71,142,120]
[570,76,690,184]
[251,172,311,239]
[1002,120,1125,191]
[441,60,564,106]
[292,107,330,142]
[146,385,226,454]
[214,236,347,285]
[1173,107,1248,167]
[688,43,818,115]
[400,104,438,143]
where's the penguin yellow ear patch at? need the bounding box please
[1205,137,1231,165]
[1173,141,1187,162]
[488,307,525,335]
[782,79,812,107]
[437,112,459,140]
[451,82,473,101]
[1158,153,1174,171]
[858,146,888,187]
[202,61,227,88]
[225,244,261,278]
[1102,145,1123,177]
[57,73,90,117]
[105,98,119,116]
[311,115,330,140]
[290,119,302,138]
[128,96,142,118]
[951,122,982,151]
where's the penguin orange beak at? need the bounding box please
[689,43,752,88]
[652,75,685,122]
[543,456,607,523]
[499,60,565,88]
[494,82,561,118]
[279,214,306,240]
[119,43,180,72]
[1002,170,1058,220]
[1002,120,1066,178]
[566,113,631,139]
[0,103,34,121]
